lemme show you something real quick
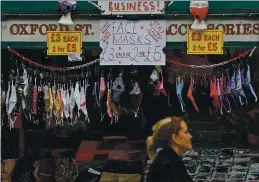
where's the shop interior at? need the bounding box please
[1,46,259,181]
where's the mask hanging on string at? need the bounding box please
[112,73,124,103]
[157,70,167,97]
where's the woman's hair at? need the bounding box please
[146,116,183,160]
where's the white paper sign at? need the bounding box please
[68,53,82,62]
[99,1,164,15]
[100,20,166,66]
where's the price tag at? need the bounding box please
[187,30,224,55]
[47,31,82,55]
[68,53,82,62]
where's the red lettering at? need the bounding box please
[178,24,187,35]
[253,24,259,34]
[166,24,177,35]
[225,24,235,35]
[30,24,38,35]
[19,24,29,35]
[39,24,48,35]
[137,2,142,11]
[9,24,20,35]
[236,24,242,35]
[243,24,252,35]
[109,2,113,11]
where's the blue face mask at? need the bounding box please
[236,67,248,106]
[226,73,237,107]
[245,64,257,102]
[176,76,185,113]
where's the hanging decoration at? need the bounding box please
[1,47,257,131]
[190,0,209,30]
[58,0,76,25]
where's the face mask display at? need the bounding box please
[190,0,209,30]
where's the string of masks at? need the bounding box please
[1,48,257,130]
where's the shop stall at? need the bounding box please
[1,1,259,182]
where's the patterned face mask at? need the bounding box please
[112,74,124,103]
[157,71,167,97]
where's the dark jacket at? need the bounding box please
[145,147,193,182]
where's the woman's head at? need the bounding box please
[146,116,192,160]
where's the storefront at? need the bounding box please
[1,1,259,182]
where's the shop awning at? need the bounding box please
[1,1,101,15]
[2,1,259,15]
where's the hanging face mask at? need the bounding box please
[69,86,75,120]
[130,82,143,118]
[245,64,257,102]
[73,82,81,116]
[7,81,17,115]
[216,77,223,115]
[100,75,106,97]
[225,73,237,107]
[106,88,113,118]
[222,74,231,113]
[236,67,248,106]
[5,82,11,113]
[112,73,124,103]
[187,78,199,112]
[23,69,29,96]
[157,71,167,97]
[80,87,90,123]
[210,75,220,110]
[176,76,185,113]
[8,81,17,129]
[149,69,159,95]
[63,88,70,119]
[92,82,100,108]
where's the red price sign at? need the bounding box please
[47,31,82,55]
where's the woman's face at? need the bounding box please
[173,121,193,151]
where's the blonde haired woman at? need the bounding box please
[145,116,193,182]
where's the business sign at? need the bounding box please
[99,20,166,65]
[46,31,82,55]
[99,1,164,15]
[187,30,224,54]
[2,19,259,42]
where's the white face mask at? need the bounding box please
[63,89,69,119]
[69,86,75,119]
[8,81,17,115]
[73,82,81,116]
[130,82,140,95]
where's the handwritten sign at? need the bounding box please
[47,31,82,55]
[99,1,164,15]
[187,30,224,55]
[100,20,166,65]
